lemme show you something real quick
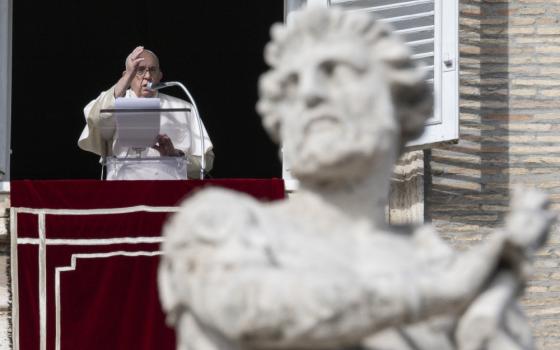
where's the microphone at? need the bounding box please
[146,82,173,90]
[147,81,208,180]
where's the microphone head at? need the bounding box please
[147,82,171,90]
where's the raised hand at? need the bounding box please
[114,46,146,97]
[125,46,145,76]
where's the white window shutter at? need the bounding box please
[281,0,458,190]
[329,0,459,148]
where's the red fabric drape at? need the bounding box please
[12,179,285,350]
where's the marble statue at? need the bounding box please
[158,7,555,350]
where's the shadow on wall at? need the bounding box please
[426,1,510,242]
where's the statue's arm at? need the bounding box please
[184,263,422,348]
[182,223,556,350]
[176,237,513,349]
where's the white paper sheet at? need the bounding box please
[114,97,161,149]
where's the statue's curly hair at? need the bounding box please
[257,6,433,147]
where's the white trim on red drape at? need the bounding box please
[11,205,179,350]
[55,251,164,350]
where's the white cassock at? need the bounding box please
[78,86,213,180]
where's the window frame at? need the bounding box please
[0,0,12,186]
[407,0,459,149]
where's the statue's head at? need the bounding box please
[257,7,432,184]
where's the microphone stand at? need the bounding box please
[148,81,207,180]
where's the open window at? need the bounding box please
[282,0,458,190]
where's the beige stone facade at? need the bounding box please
[426,1,560,348]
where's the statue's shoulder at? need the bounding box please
[184,186,258,206]
[162,187,269,246]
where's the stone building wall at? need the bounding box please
[426,0,560,348]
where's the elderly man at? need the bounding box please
[158,7,553,350]
[79,46,214,180]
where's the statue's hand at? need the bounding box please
[499,187,556,281]
[505,187,555,254]
[416,190,554,321]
